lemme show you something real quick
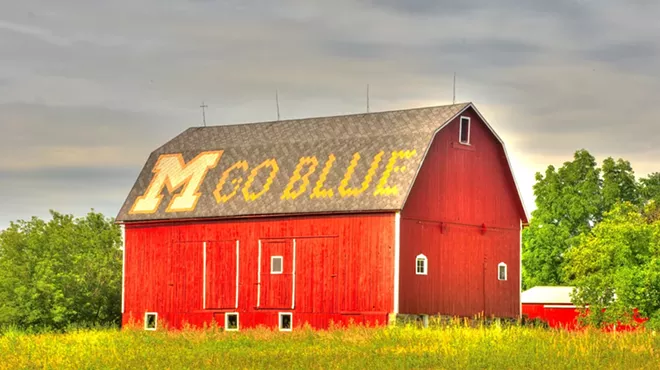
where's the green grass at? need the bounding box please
[0,322,658,369]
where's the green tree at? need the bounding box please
[522,150,649,289]
[640,172,660,205]
[0,210,122,330]
[564,202,660,329]
[522,150,602,288]
[601,157,639,212]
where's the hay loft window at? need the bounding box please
[416,254,428,275]
[144,312,157,331]
[498,262,507,281]
[279,312,292,331]
[271,256,283,274]
[225,312,239,331]
[459,116,471,145]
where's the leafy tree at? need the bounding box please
[564,202,660,329]
[0,210,122,330]
[640,172,660,205]
[522,150,602,288]
[601,157,639,212]
[522,150,651,289]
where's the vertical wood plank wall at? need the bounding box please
[122,213,395,330]
[399,107,524,318]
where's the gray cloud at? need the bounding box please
[0,167,138,226]
[1,0,659,227]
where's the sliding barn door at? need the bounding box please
[205,240,239,309]
[258,239,294,309]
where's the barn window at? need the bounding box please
[498,262,507,281]
[279,312,293,331]
[416,254,428,275]
[271,256,283,274]
[459,116,470,144]
[225,312,239,331]
[144,312,157,331]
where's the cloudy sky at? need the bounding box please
[1,0,659,229]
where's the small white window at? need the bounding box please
[459,116,470,144]
[279,312,292,331]
[225,312,239,331]
[144,312,157,331]
[271,256,283,274]
[498,262,507,281]
[416,254,428,275]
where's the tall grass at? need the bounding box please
[0,322,658,369]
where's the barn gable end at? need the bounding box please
[398,106,526,318]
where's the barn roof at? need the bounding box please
[116,102,528,223]
[521,286,577,305]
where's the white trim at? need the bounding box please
[235,240,240,309]
[257,240,262,308]
[519,219,522,318]
[271,256,284,274]
[459,116,471,145]
[292,239,296,310]
[120,224,125,314]
[203,241,207,309]
[415,254,428,275]
[144,312,157,331]
[543,305,577,309]
[393,212,401,314]
[278,312,293,332]
[399,103,529,224]
[225,312,240,331]
[498,262,507,281]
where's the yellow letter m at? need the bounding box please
[129,151,223,214]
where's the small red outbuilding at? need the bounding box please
[521,286,647,331]
[521,286,581,329]
[116,102,528,331]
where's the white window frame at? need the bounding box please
[278,312,293,332]
[459,116,471,145]
[144,312,158,331]
[271,256,283,274]
[225,312,239,331]
[415,254,428,275]
[498,262,507,281]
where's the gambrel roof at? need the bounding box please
[116,102,527,223]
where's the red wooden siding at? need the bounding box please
[522,304,580,330]
[259,240,294,309]
[122,213,395,330]
[205,240,238,309]
[399,107,524,318]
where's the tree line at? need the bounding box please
[523,149,660,329]
[0,211,121,330]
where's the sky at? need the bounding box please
[1,0,659,229]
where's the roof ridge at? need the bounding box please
[191,102,472,130]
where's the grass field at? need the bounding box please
[1,322,658,369]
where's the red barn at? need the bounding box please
[116,102,528,331]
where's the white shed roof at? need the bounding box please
[521,286,576,304]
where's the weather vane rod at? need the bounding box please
[200,101,208,127]
[453,73,456,104]
[276,90,281,121]
[367,84,370,113]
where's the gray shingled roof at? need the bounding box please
[116,103,472,222]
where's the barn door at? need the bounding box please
[205,240,239,309]
[258,239,294,309]
[295,237,338,314]
[169,242,204,313]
